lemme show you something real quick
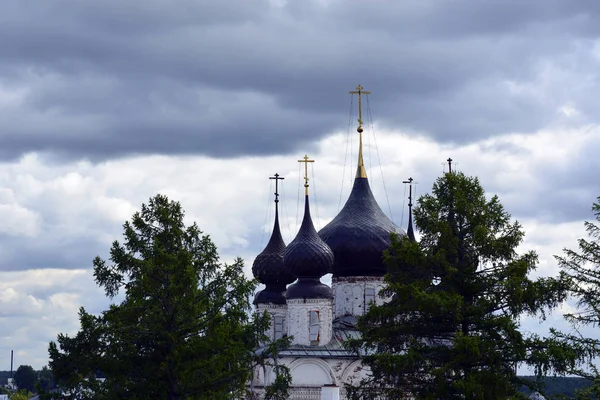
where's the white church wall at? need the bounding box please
[256,303,288,341]
[287,298,333,346]
[250,364,266,387]
[340,359,371,387]
[331,276,388,318]
[321,385,340,400]
[248,356,367,400]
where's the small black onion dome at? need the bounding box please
[252,208,295,305]
[253,283,288,305]
[286,278,332,300]
[319,176,405,277]
[284,195,334,299]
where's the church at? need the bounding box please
[249,85,411,400]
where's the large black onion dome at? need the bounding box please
[319,176,405,277]
[284,195,334,299]
[252,208,295,305]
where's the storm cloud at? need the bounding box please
[1,0,600,160]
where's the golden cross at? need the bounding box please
[349,84,371,132]
[349,84,370,178]
[297,154,314,195]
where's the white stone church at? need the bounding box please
[249,86,408,400]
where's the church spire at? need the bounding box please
[403,177,416,241]
[349,84,370,178]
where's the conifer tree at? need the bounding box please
[553,197,600,399]
[47,194,290,400]
[349,172,574,400]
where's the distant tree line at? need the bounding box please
[0,365,55,393]
[520,376,594,398]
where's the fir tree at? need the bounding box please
[349,172,574,400]
[46,194,290,400]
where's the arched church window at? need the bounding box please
[274,315,284,339]
[309,310,320,343]
[365,287,376,310]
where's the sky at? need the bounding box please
[0,0,599,370]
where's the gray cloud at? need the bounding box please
[1,0,600,160]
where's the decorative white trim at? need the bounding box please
[340,359,368,386]
[287,358,338,387]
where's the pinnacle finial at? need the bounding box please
[403,177,417,241]
[298,155,314,196]
[349,84,371,178]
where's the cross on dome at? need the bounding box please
[298,154,314,195]
[269,173,284,203]
[349,84,370,178]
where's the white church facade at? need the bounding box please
[249,86,407,400]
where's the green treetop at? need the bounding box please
[349,171,576,400]
[47,194,290,400]
[13,365,37,393]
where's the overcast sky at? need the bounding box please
[1,0,599,370]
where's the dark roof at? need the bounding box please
[284,195,333,299]
[285,278,333,299]
[319,177,405,277]
[252,207,295,305]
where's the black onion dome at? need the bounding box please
[318,176,405,277]
[284,195,334,299]
[252,208,295,305]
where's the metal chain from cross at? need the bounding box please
[441,158,457,173]
[402,177,419,208]
[269,173,284,203]
[298,154,314,195]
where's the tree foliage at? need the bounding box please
[13,365,37,393]
[553,197,600,399]
[348,172,575,400]
[37,366,55,392]
[9,389,34,400]
[47,194,289,400]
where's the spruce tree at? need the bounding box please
[349,172,573,400]
[47,194,290,400]
[553,197,600,399]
